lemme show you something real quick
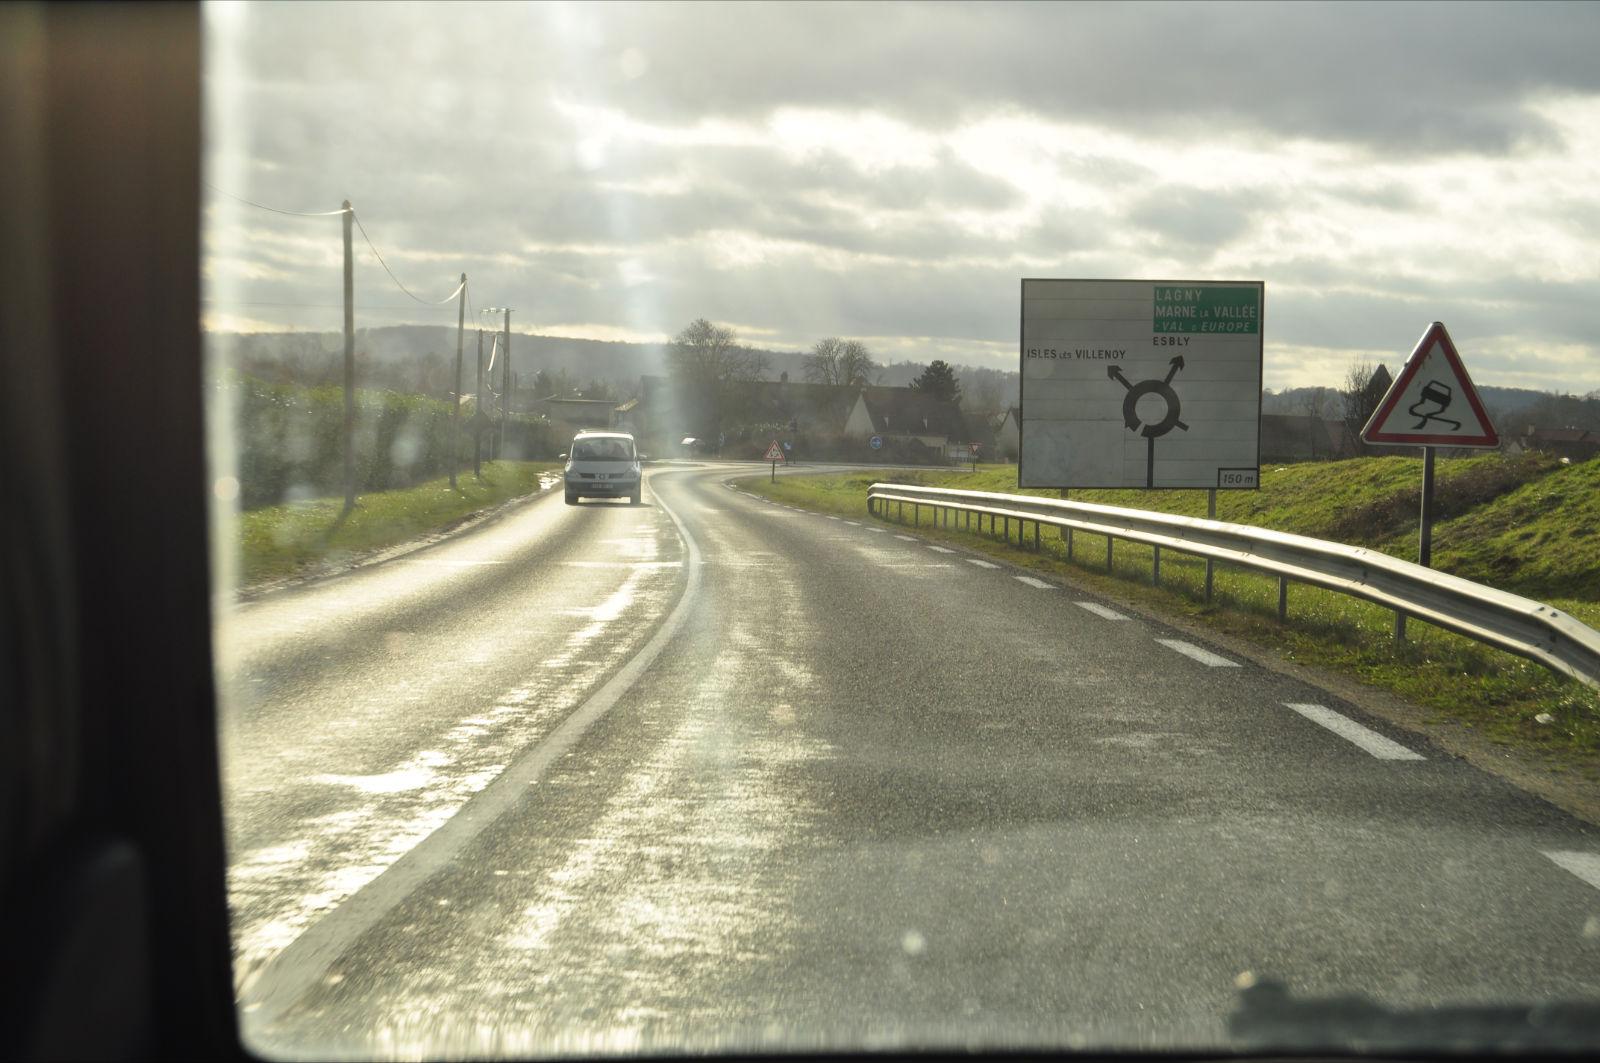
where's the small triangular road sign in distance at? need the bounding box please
[1362,322,1499,448]
[764,440,786,462]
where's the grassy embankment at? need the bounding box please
[233,461,558,585]
[744,453,1600,777]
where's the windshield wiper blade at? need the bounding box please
[1229,979,1600,1052]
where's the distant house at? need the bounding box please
[730,379,861,435]
[534,395,625,436]
[844,387,966,454]
[955,411,997,462]
[1518,427,1600,462]
[631,374,861,454]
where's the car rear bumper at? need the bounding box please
[567,478,639,497]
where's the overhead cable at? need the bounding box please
[203,181,349,217]
[351,211,466,306]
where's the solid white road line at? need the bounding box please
[1156,639,1239,667]
[237,478,706,1029]
[1283,703,1424,760]
[1543,851,1600,891]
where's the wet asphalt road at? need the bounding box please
[216,463,1600,1057]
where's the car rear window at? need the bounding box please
[572,438,634,461]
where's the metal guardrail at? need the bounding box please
[866,482,1600,690]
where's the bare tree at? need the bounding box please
[1297,386,1330,458]
[968,375,1003,417]
[1342,357,1386,453]
[1299,386,1331,421]
[669,318,766,438]
[803,337,876,387]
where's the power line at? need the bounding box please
[201,299,462,312]
[203,181,349,217]
[206,184,472,309]
[351,210,466,306]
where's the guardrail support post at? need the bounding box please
[1278,577,1288,621]
[1205,489,1217,603]
[897,500,903,523]
[914,504,920,527]
[1153,545,1161,586]
[1394,611,1406,644]
[1106,536,1114,573]
[1004,516,1010,542]
[1034,522,1041,551]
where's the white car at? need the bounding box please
[562,430,642,505]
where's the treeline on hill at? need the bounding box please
[220,374,559,509]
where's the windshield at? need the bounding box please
[571,438,636,462]
[203,1,1600,1059]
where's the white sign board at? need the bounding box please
[1362,322,1499,448]
[1020,279,1264,489]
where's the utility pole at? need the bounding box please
[481,307,511,460]
[342,200,355,512]
[502,308,511,459]
[474,327,484,478]
[450,273,465,489]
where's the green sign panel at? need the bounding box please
[1153,286,1260,334]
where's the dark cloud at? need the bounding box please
[223,1,1600,158]
[1125,185,1280,253]
[204,2,1600,391]
[546,1,1600,156]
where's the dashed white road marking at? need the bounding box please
[866,528,886,534]
[1156,639,1239,667]
[843,521,861,526]
[927,546,956,554]
[1075,602,1129,620]
[894,535,919,542]
[1544,851,1600,891]
[1015,576,1054,589]
[966,559,999,569]
[1283,703,1424,760]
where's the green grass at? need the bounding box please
[233,461,558,585]
[751,455,1600,778]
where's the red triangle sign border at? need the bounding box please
[1361,322,1500,448]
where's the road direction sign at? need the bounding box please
[764,440,785,462]
[1362,322,1499,448]
[1020,279,1263,489]
[869,435,883,450]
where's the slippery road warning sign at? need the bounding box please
[1363,322,1499,448]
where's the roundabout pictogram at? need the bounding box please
[1110,357,1188,486]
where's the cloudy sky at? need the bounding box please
[203,1,1600,393]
